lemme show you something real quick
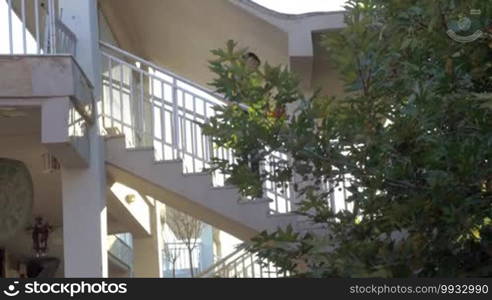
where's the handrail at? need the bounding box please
[196,243,248,277]
[99,41,226,105]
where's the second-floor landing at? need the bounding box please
[0,55,94,168]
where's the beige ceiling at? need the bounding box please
[98,0,289,87]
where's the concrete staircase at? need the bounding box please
[99,42,349,277]
[105,135,297,240]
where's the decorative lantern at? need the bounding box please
[31,217,53,257]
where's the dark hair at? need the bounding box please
[244,52,261,68]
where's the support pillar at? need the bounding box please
[58,0,108,277]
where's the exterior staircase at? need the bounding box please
[197,243,289,278]
[105,135,296,240]
[99,42,351,276]
[100,42,299,241]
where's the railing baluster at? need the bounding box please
[48,0,56,54]
[241,256,246,278]
[161,81,166,160]
[181,115,187,171]
[248,254,253,278]
[108,58,115,130]
[191,96,198,172]
[21,0,26,53]
[119,63,124,136]
[201,101,207,168]
[35,0,40,54]
[172,80,181,160]
[7,0,13,54]
[149,69,155,148]
[139,71,145,147]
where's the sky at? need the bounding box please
[252,0,346,14]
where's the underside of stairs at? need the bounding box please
[105,135,297,240]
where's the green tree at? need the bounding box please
[203,0,492,277]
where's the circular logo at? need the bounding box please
[457,17,472,31]
[447,9,485,43]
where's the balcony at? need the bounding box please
[0,0,94,168]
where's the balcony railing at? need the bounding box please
[162,242,201,275]
[1,0,76,56]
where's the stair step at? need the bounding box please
[268,212,297,218]
[183,171,210,177]
[238,198,272,205]
[153,159,183,165]
[211,185,237,191]
[127,146,154,152]
[104,134,126,141]
[105,133,298,238]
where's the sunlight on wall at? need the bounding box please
[110,182,151,233]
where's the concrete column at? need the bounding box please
[58,0,108,277]
[133,199,163,278]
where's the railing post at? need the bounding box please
[135,71,143,147]
[250,254,255,278]
[7,0,13,54]
[48,0,57,54]
[58,0,108,278]
[172,79,181,160]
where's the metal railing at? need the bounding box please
[162,242,201,274]
[99,42,353,216]
[1,0,76,55]
[197,243,289,278]
[99,41,296,215]
[107,234,133,270]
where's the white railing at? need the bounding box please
[163,242,201,275]
[197,244,288,278]
[99,42,297,215]
[263,151,294,214]
[99,42,353,216]
[1,0,76,55]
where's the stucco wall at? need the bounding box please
[99,0,289,87]
[311,32,345,97]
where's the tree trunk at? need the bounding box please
[188,248,194,277]
[172,261,176,278]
